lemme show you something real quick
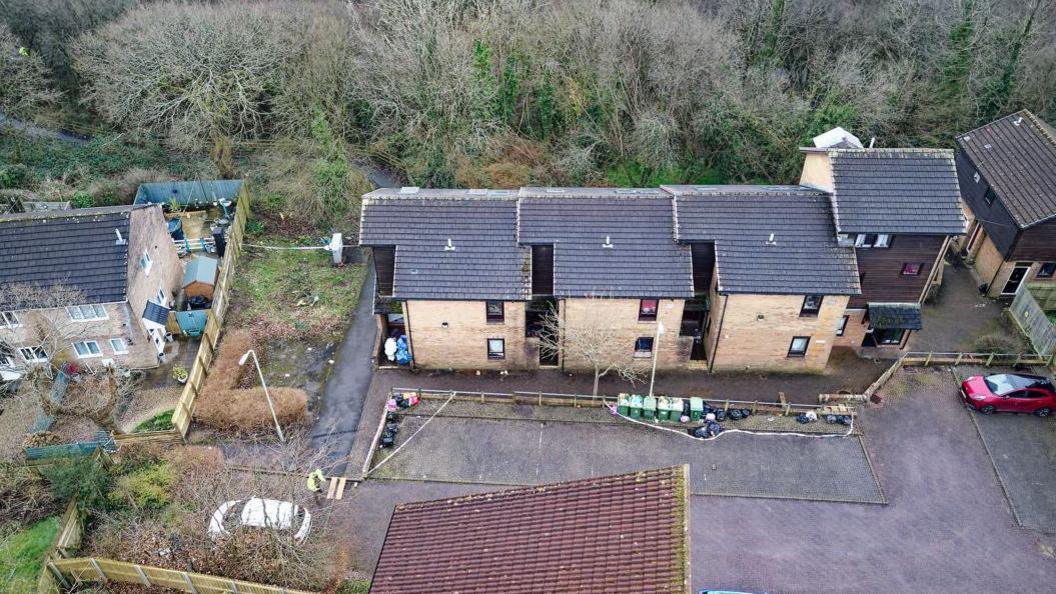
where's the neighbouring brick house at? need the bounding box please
[369,466,690,594]
[0,205,183,377]
[954,110,1056,298]
[360,133,964,372]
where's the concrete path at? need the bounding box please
[309,264,377,474]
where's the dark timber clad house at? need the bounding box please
[954,110,1056,298]
[360,130,965,372]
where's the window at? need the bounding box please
[800,295,823,317]
[19,346,48,363]
[634,336,654,358]
[485,301,504,323]
[836,315,849,337]
[854,234,891,248]
[109,338,129,354]
[984,187,997,206]
[874,328,906,345]
[139,250,153,275]
[73,340,102,358]
[901,262,923,276]
[638,299,658,321]
[0,353,12,367]
[788,336,810,357]
[67,304,108,321]
[1,311,20,328]
[487,338,505,360]
[1037,262,1056,279]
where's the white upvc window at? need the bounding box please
[1,311,20,328]
[140,250,153,275]
[853,233,891,248]
[109,338,129,354]
[155,287,167,305]
[73,340,102,358]
[67,304,109,321]
[0,353,14,367]
[20,346,48,363]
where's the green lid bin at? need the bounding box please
[628,394,643,418]
[616,393,630,416]
[655,397,671,421]
[642,395,657,421]
[689,397,705,421]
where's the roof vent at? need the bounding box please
[765,232,777,246]
[399,186,420,194]
[602,235,614,249]
[444,238,456,251]
[1013,116,1023,126]
[114,229,127,245]
[983,144,992,150]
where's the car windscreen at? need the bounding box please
[984,375,1015,395]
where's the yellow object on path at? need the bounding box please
[306,468,326,492]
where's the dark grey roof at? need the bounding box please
[868,302,922,330]
[0,206,142,310]
[957,110,1056,228]
[828,149,965,235]
[359,195,529,300]
[143,300,170,326]
[667,186,860,295]
[517,190,693,298]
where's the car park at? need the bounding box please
[960,373,1056,417]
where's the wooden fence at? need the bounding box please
[901,350,1054,368]
[45,558,316,594]
[36,500,84,594]
[1009,282,1056,359]
[170,183,250,437]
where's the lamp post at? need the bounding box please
[647,321,664,398]
[239,349,285,443]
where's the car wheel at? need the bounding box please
[1034,408,1051,418]
[979,405,997,415]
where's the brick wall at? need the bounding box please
[558,298,687,371]
[971,232,1056,298]
[405,300,529,369]
[708,293,849,372]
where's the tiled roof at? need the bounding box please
[0,206,142,310]
[518,188,694,298]
[828,149,965,235]
[358,192,529,300]
[369,466,690,594]
[957,110,1056,228]
[667,185,860,295]
[868,302,922,330]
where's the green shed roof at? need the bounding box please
[182,256,219,287]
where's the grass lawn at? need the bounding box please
[231,245,366,340]
[133,409,175,433]
[0,516,60,591]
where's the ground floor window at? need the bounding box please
[634,336,654,357]
[873,328,906,345]
[0,353,13,367]
[487,338,505,360]
[109,338,129,354]
[1,311,20,328]
[73,340,102,358]
[1038,262,1056,279]
[19,346,48,363]
[836,315,849,337]
[788,336,810,357]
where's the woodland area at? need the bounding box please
[1,0,1055,204]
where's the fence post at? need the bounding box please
[1013,353,1021,367]
[924,352,933,366]
[47,562,70,589]
[986,353,995,367]
[133,564,151,587]
[182,571,199,594]
[954,353,963,366]
[89,558,107,581]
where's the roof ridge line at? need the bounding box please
[1025,110,1056,151]
[957,109,1033,139]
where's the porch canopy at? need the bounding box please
[868,302,923,330]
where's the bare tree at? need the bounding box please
[0,23,60,126]
[539,298,647,397]
[22,364,137,435]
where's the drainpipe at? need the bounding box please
[707,294,728,374]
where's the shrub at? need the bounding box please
[971,333,1021,354]
[195,387,309,433]
[203,330,257,393]
[0,163,30,188]
[71,190,94,208]
[40,456,114,512]
[108,462,174,510]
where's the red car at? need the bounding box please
[960,373,1056,417]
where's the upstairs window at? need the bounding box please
[854,234,891,248]
[1,311,20,328]
[139,250,153,275]
[67,304,108,321]
[1037,262,1056,279]
[901,262,923,276]
[485,301,504,323]
[984,188,997,206]
[638,299,658,321]
[800,295,823,317]
[836,315,849,337]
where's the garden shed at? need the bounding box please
[182,256,219,299]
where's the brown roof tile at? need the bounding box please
[369,466,691,594]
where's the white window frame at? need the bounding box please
[155,287,167,305]
[72,340,103,358]
[1,311,20,328]
[140,250,153,275]
[0,353,14,367]
[20,346,48,363]
[854,234,891,248]
[109,337,129,354]
[67,304,109,322]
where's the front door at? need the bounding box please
[1001,264,1031,296]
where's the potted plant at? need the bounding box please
[171,365,189,384]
